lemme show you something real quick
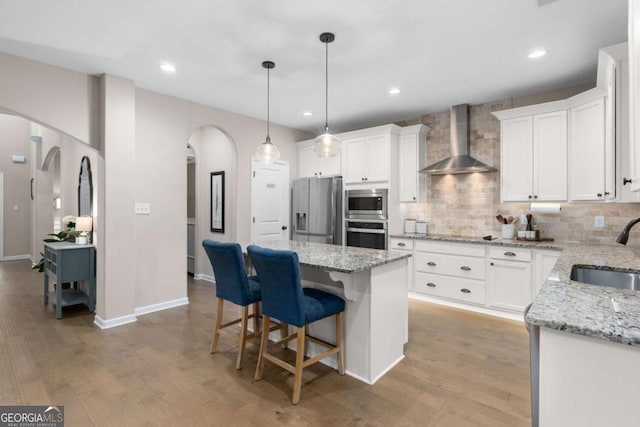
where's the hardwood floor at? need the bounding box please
[0,259,531,426]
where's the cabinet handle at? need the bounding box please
[397,242,406,247]
[528,195,532,199]
[460,288,471,294]
[490,262,494,266]
[533,195,538,199]
[597,193,603,197]
[426,282,436,288]
[604,192,610,196]
[427,261,437,266]
[504,251,516,257]
[460,266,471,271]
[624,177,633,185]
[412,197,416,200]
[281,226,288,230]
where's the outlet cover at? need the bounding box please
[135,202,151,215]
[595,215,605,228]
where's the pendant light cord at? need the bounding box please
[266,65,270,140]
[324,39,329,132]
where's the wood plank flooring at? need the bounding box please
[0,259,531,426]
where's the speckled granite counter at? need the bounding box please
[526,242,640,346]
[392,233,640,347]
[245,240,411,274]
[390,232,564,250]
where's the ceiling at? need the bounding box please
[0,0,628,134]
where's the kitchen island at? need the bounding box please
[245,240,411,385]
[526,242,640,427]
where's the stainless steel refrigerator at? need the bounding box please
[291,176,342,245]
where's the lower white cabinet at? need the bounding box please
[402,239,561,317]
[389,238,414,291]
[487,247,532,312]
[413,240,486,307]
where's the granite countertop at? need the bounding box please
[390,232,564,250]
[244,240,411,274]
[526,242,640,346]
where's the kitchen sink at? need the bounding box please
[570,264,640,290]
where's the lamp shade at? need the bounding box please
[254,137,280,164]
[75,216,93,233]
[314,132,341,157]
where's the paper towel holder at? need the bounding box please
[529,202,561,214]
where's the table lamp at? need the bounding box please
[75,216,93,245]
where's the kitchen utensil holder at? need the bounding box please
[501,224,515,239]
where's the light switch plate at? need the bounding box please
[595,215,605,228]
[135,202,151,215]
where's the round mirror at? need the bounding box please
[78,156,93,217]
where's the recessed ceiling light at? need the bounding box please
[303,111,313,116]
[160,62,176,73]
[528,49,546,59]
[389,88,401,95]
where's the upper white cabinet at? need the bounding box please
[568,93,612,201]
[297,139,341,178]
[629,1,640,192]
[493,107,567,202]
[398,125,429,203]
[342,125,399,186]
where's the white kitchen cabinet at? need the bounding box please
[533,249,561,299]
[297,139,341,178]
[568,94,612,201]
[398,125,429,203]
[413,240,486,306]
[494,109,567,202]
[629,0,640,192]
[487,247,532,312]
[343,133,390,184]
[389,238,414,291]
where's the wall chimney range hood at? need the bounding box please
[420,104,496,175]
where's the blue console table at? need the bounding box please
[43,242,96,319]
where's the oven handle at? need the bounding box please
[346,228,387,234]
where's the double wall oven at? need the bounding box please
[345,188,388,250]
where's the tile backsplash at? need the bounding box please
[399,97,640,246]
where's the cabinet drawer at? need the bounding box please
[415,240,485,257]
[414,252,485,280]
[389,238,413,251]
[489,246,532,262]
[414,272,485,305]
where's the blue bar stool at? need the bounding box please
[247,245,345,404]
[202,240,284,370]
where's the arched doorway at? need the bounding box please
[186,126,237,280]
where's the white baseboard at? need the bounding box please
[2,254,32,261]
[94,313,137,329]
[194,273,215,283]
[408,292,523,322]
[134,297,189,316]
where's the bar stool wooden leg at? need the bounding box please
[252,302,260,334]
[255,315,271,381]
[210,297,224,354]
[236,305,250,369]
[292,326,306,405]
[336,312,345,375]
[281,322,288,348]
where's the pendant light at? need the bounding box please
[314,32,341,158]
[254,60,280,164]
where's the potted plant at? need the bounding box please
[32,215,79,272]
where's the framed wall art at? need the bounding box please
[210,171,225,233]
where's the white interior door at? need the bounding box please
[251,159,290,244]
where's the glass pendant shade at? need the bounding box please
[314,130,341,157]
[254,136,280,164]
[254,60,280,164]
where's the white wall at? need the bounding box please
[0,51,310,325]
[0,114,31,257]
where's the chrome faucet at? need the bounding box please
[616,217,640,245]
